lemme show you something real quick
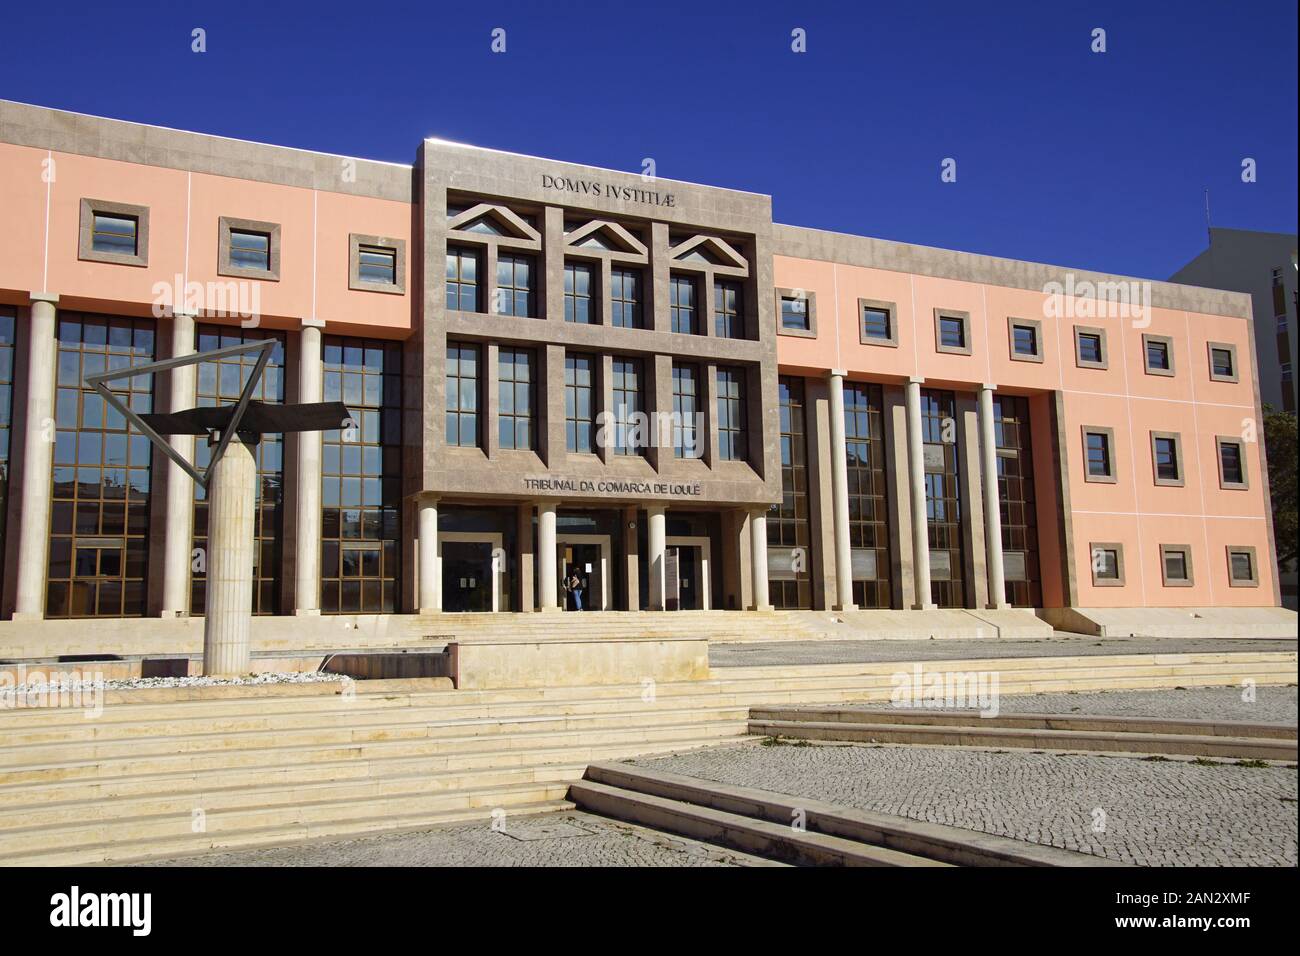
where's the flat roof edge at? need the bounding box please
[772,222,1254,319]
[0,99,414,203]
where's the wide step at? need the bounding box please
[576,762,1121,867]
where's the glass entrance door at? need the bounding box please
[442,540,493,612]
[669,545,701,610]
[559,543,602,611]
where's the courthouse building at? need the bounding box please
[0,100,1284,640]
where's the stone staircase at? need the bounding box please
[749,707,1299,760]
[0,648,1293,865]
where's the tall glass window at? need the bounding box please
[0,309,14,607]
[321,337,402,614]
[445,343,479,447]
[670,275,698,334]
[922,389,965,608]
[498,348,535,451]
[446,246,480,312]
[565,353,595,454]
[495,254,534,317]
[770,377,812,608]
[611,358,643,456]
[48,314,155,618]
[564,262,594,324]
[714,281,742,338]
[191,326,285,615]
[610,268,642,329]
[716,366,747,461]
[672,364,701,458]
[844,382,891,608]
[993,394,1041,607]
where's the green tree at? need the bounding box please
[1264,407,1297,567]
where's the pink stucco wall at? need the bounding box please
[0,143,412,335]
[774,253,1275,608]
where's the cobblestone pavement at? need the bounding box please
[632,743,1298,867]
[140,810,767,867]
[901,686,1297,723]
[710,637,1296,667]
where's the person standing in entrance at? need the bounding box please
[565,566,584,611]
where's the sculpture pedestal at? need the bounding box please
[202,437,257,676]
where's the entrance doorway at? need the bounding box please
[439,532,503,612]
[557,533,611,611]
[665,535,711,610]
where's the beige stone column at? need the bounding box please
[979,384,1008,609]
[203,438,257,675]
[905,377,935,610]
[161,310,197,617]
[517,502,536,611]
[417,496,440,613]
[294,319,324,614]
[827,370,857,611]
[647,504,666,610]
[13,292,58,620]
[749,509,773,611]
[537,501,559,611]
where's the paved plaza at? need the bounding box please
[141,811,767,868]
[633,689,1299,868]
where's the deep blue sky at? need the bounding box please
[3,0,1296,279]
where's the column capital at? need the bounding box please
[171,307,200,320]
[829,368,847,379]
[416,492,441,506]
[980,382,997,393]
[907,375,925,386]
[29,291,59,305]
[645,503,667,515]
[301,317,326,330]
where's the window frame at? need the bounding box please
[1215,436,1249,490]
[1159,544,1194,588]
[1089,542,1126,587]
[445,245,482,313]
[933,308,972,356]
[564,260,596,324]
[1225,545,1259,587]
[1206,342,1239,383]
[716,366,748,462]
[669,273,699,335]
[494,252,536,318]
[1150,430,1185,487]
[445,342,481,449]
[1073,325,1108,370]
[858,298,899,348]
[79,198,150,268]
[610,267,643,329]
[348,234,406,295]
[497,347,536,451]
[1142,333,1175,377]
[1081,425,1117,483]
[775,288,817,339]
[1007,316,1044,363]
[218,216,281,281]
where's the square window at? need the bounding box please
[219,217,281,280]
[79,199,150,267]
[1091,544,1124,586]
[350,234,406,294]
[856,298,897,347]
[1074,327,1107,369]
[1208,343,1239,383]
[1008,317,1044,362]
[1227,547,1257,586]
[1143,334,1175,376]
